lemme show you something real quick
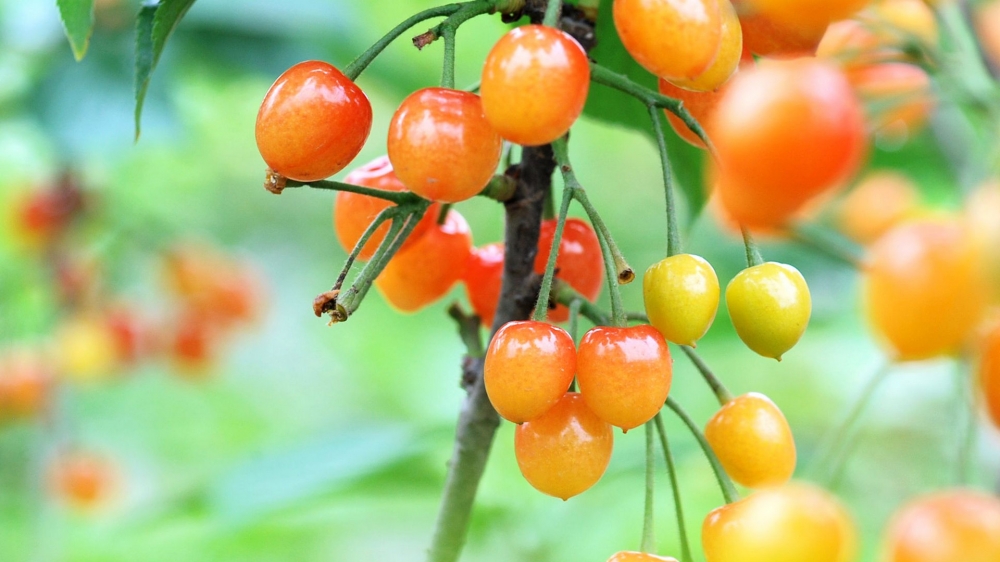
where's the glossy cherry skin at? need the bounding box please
[577,325,673,431]
[702,482,858,562]
[736,0,828,58]
[726,262,811,361]
[387,88,502,203]
[375,209,473,313]
[255,60,372,182]
[481,25,590,146]
[334,156,440,262]
[711,59,867,230]
[534,218,604,322]
[863,217,989,361]
[514,392,614,500]
[668,0,742,92]
[883,490,1000,562]
[745,0,871,30]
[613,0,723,82]
[463,242,504,327]
[838,171,921,245]
[485,321,577,423]
[607,553,679,562]
[643,253,720,347]
[705,392,796,488]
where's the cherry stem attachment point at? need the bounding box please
[648,104,682,257]
[740,225,764,268]
[641,420,657,554]
[437,203,453,225]
[665,396,740,504]
[679,346,734,405]
[654,414,693,562]
[542,0,562,27]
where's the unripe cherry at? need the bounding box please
[726,262,811,360]
[643,253,720,346]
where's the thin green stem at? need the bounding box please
[571,188,635,284]
[335,206,402,290]
[533,184,574,322]
[648,104,681,257]
[811,360,891,485]
[680,346,733,405]
[479,174,518,202]
[596,219,627,327]
[543,0,562,27]
[553,280,611,326]
[589,62,714,153]
[441,25,457,89]
[641,421,656,554]
[654,414,693,562]
[740,226,764,268]
[437,203,453,224]
[665,397,739,504]
[568,298,583,342]
[790,223,865,270]
[345,3,463,80]
[285,178,422,205]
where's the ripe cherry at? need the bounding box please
[607,553,679,562]
[387,88,502,203]
[847,62,934,142]
[613,0,723,82]
[577,325,672,431]
[163,245,263,328]
[966,180,1000,301]
[375,209,473,313]
[702,482,858,562]
[744,0,871,30]
[335,156,441,261]
[837,170,921,245]
[711,58,867,229]
[49,451,118,510]
[514,392,614,500]
[485,321,577,424]
[643,253,720,347]
[255,60,372,182]
[976,0,1000,69]
[734,0,828,58]
[534,218,604,322]
[481,25,590,146]
[0,348,52,423]
[704,392,796,488]
[463,242,504,327]
[883,490,1000,562]
[170,310,217,378]
[726,262,811,361]
[863,217,988,361]
[668,0,743,92]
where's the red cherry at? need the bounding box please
[463,242,505,327]
[255,60,372,182]
[534,218,604,322]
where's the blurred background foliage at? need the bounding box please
[0,0,999,561]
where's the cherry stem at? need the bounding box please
[641,420,657,554]
[437,203,452,225]
[679,346,734,405]
[789,223,865,269]
[542,0,562,27]
[441,24,457,89]
[567,298,583,342]
[665,396,740,504]
[589,62,715,154]
[345,3,464,81]
[480,174,518,202]
[532,175,574,322]
[954,356,978,486]
[740,226,764,268]
[648,104,681,257]
[654,414,693,562]
[571,188,635,284]
[553,280,611,326]
[334,205,402,291]
[285,178,420,205]
[811,359,891,486]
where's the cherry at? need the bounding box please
[481,25,590,146]
[702,482,858,562]
[463,242,504,327]
[734,0,828,58]
[711,58,867,229]
[613,0,723,82]
[883,490,1000,562]
[163,245,263,328]
[704,392,796,488]
[726,262,811,361]
[514,392,614,500]
[976,0,1000,69]
[577,325,673,431]
[847,62,934,142]
[255,60,372,182]
[387,88,502,203]
[816,19,882,66]
[335,156,441,261]
[0,348,52,423]
[485,321,577,423]
[966,180,1000,301]
[49,451,118,510]
[863,217,988,361]
[643,253,720,347]
[744,0,871,31]
[607,553,678,562]
[375,209,473,312]
[170,310,217,377]
[667,0,743,92]
[58,315,122,383]
[534,217,604,322]
[837,170,921,244]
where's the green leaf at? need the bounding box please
[583,1,707,218]
[57,0,96,61]
[133,0,198,140]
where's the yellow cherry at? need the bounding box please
[705,392,796,488]
[726,262,811,360]
[643,253,720,346]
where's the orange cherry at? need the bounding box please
[534,218,604,322]
[387,88,502,203]
[514,392,614,500]
[375,209,473,312]
[883,490,1000,562]
[669,0,744,92]
[847,62,934,142]
[256,60,372,182]
[705,392,796,488]
[613,0,724,82]
[837,170,921,244]
[463,242,504,327]
[577,325,673,431]
[734,0,828,58]
[334,156,441,261]
[607,553,679,562]
[485,321,577,423]
[0,348,52,423]
[49,451,119,510]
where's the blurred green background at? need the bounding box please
[1,0,999,561]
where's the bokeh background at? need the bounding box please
[1,0,999,561]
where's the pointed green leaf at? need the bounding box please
[57,0,96,61]
[151,0,198,65]
[583,0,707,217]
[133,0,198,141]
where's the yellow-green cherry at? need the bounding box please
[726,262,811,360]
[643,253,720,346]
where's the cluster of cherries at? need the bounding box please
[1,176,264,511]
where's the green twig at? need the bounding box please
[335,206,402,290]
[648,104,681,257]
[533,179,574,322]
[568,298,583,342]
[654,414,693,562]
[739,226,764,268]
[679,346,733,405]
[437,203,453,225]
[641,421,656,553]
[345,3,464,80]
[448,303,486,358]
[665,397,739,504]
[284,178,422,205]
